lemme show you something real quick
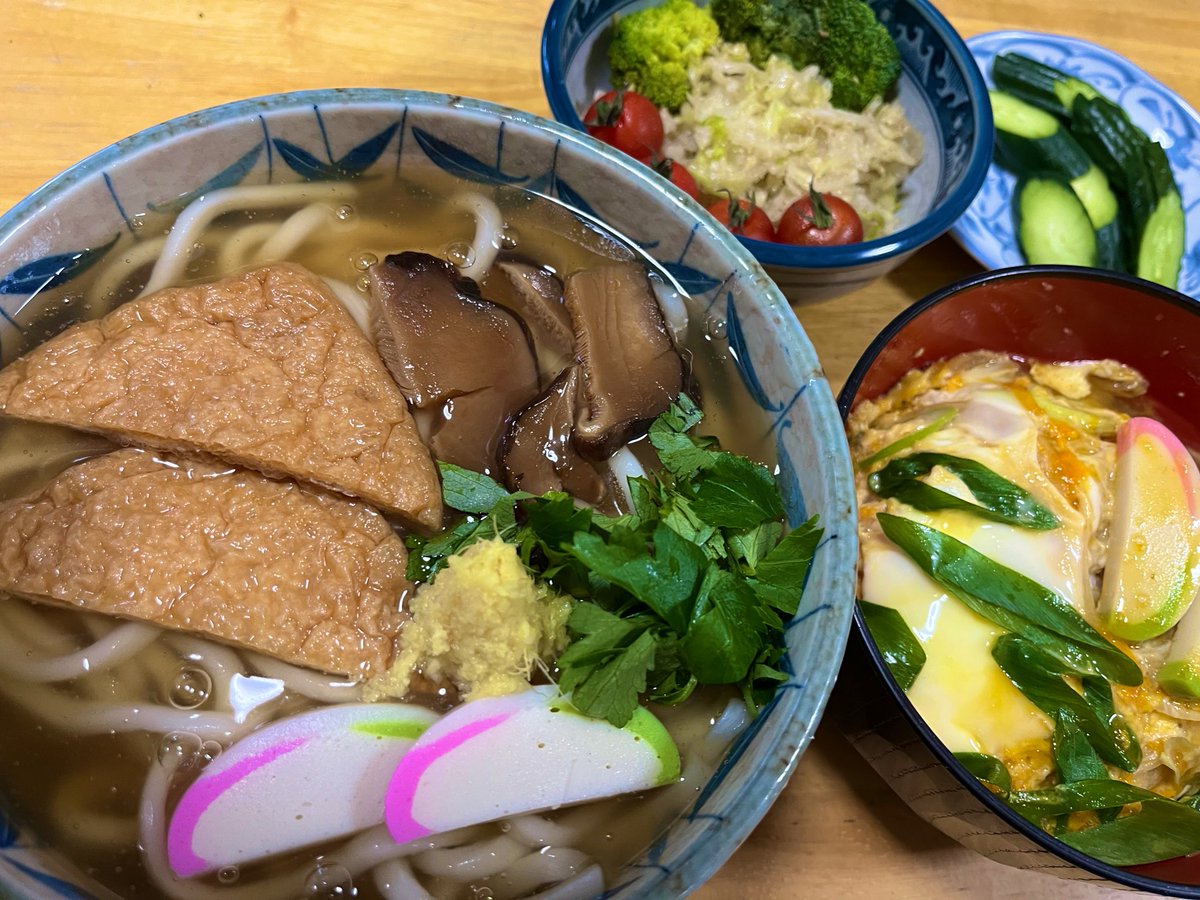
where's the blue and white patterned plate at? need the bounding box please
[950,30,1200,298]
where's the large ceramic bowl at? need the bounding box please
[0,90,858,898]
[835,265,1200,895]
[540,0,993,303]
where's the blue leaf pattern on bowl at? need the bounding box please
[273,138,339,180]
[951,30,1200,297]
[775,428,811,527]
[724,292,778,413]
[338,121,401,175]
[411,125,530,185]
[551,175,599,219]
[148,141,264,213]
[0,808,15,849]
[5,860,97,900]
[689,685,787,812]
[661,262,722,296]
[0,234,120,298]
[276,121,401,181]
[1,807,99,899]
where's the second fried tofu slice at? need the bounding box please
[0,449,409,679]
[0,264,442,531]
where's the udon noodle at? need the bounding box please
[0,170,767,899]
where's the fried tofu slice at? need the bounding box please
[0,449,408,679]
[0,264,442,531]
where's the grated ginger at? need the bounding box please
[365,538,573,702]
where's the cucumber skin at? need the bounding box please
[1094,220,1124,271]
[1071,95,1184,285]
[993,53,1099,118]
[1138,192,1185,289]
[995,60,1186,283]
[1014,176,1097,267]
[993,90,1123,268]
[992,90,1092,180]
[995,128,1092,181]
[1071,96,1156,228]
[1138,142,1185,287]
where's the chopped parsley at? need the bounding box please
[406,394,821,726]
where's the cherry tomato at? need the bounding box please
[775,184,864,246]
[653,157,699,201]
[583,90,663,163]
[705,196,775,242]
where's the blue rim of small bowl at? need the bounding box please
[540,0,995,270]
[837,263,1200,897]
[0,87,858,899]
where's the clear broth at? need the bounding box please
[0,169,774,898]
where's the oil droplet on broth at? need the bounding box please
[198,739,223,769]
[335,205,355,222]
[158,731,203,767]
[217,866,240,885]
[353,251,379,271]
[445,241,475,270]
[169,665,212,709]
[305,861,355,897]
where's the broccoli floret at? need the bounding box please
[816,0,901,111]
[709,0,821,71]
[608,0,720,111]
[710,0,901,112]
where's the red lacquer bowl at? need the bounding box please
[834,265,1200,894]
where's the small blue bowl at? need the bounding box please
[541,0,994,302]
[0,90,858,898]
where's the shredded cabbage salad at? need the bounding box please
[661,43,922,238]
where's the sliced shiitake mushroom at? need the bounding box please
[563,262,685,459]
[367,251,539,475]
[498,366,608,505]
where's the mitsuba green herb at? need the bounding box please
[407,395,821,727]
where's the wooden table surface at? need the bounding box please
[3,1,1198,897]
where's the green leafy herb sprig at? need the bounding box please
[406,395,822,727]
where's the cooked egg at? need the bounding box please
[854,351,1200,807]
[851,353,1122,787]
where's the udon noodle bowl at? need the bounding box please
[0,169,796,899]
